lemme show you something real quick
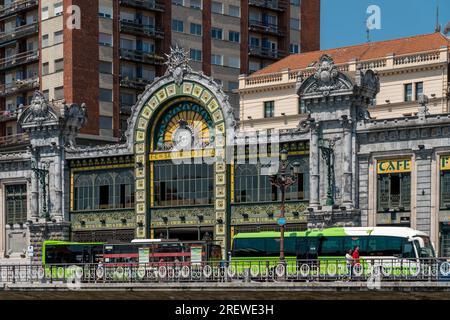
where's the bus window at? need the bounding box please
[296,237,318,259]
[416,236,436,258]
[265,238,279,256]
[319,237,344,257]
[366,236,404,257]
[233,238,266,257]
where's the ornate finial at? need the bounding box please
[314,55,338,84]
[30,90,50,119]
[312,55,340,96]
[164,45,192,85]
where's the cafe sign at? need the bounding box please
[440,155,450,171]
[377,159,411,174]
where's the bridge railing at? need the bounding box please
[1,258,450,284]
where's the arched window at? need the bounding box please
[115,170,135,208]
[94,173,114,210]
[74,175,93,211]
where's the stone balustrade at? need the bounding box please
[239,48,448,91]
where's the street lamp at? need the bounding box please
[269,149,300,263]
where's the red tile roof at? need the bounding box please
[253,32,450,75]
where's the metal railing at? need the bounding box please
[249,20,284,36]
[0,22,38,44]
[0,132,29,146]
[119,20,164,38]
[0,50,39,70]
[249,46,286,59]
[0,77,39,97]
[120,76,153,90]
[248,0,287,11]
[0,0,38,20]
[1,258,449,284]
[0,110,17,122]
[120,48,164,65]
[119,0,165,12]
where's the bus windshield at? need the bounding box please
[417,236,436,258]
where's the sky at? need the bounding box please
[320,0,450,49]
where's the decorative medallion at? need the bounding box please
[312,55,342,96]
[164,45,192,86]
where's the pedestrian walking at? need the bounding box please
[352,246,360,265]
[352,246,360,276]
[345,249,353,280]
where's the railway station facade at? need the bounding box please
[1,46,450,263]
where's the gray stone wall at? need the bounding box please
[29,222,71,263]
[414,150,432,233]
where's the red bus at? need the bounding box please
[102,239,221,267]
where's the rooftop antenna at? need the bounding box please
[365,19,371,43]
[435,5,441,32]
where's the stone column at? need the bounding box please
[0,184,4,258]
[52,146,63,220]
[309,122,320,208]
[341,118,353,206]
[30,148,39,220]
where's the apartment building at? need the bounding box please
[0,0,38,149]
[0,0,320,149]
[238,32,450,132]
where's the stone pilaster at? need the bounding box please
[309,121,320,209]
[52,145,63,221]
[414,149,433,233]
[30,148,39,220]
[341,117,353,207]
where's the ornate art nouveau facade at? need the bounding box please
[3,46,450,264]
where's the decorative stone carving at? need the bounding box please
[164,45,192,86]
[418,94,430,117]
[297,55,353,97]
[17,91,58,126]
[61,102,87,147]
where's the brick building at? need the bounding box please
[0,0,320,148]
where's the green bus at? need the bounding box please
[42,240,105,265]
[231,227,437,277]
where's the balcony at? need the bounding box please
[248,0,287,11]
[0,22,38,44]
[120,76,154,90]
[0,110,17,122]
[0,77,39,97]
[249,20,284,36]
[0,0,38,20]
[249,46,286,60]
[120,20,164,39]
[120,48,164,65]
[0,50,39,71]
[0,133,29,146]
[119,0,164,12]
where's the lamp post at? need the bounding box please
[269,149,300,263]
[31,161,50,220]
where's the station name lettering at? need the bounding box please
[377,159,411,174]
